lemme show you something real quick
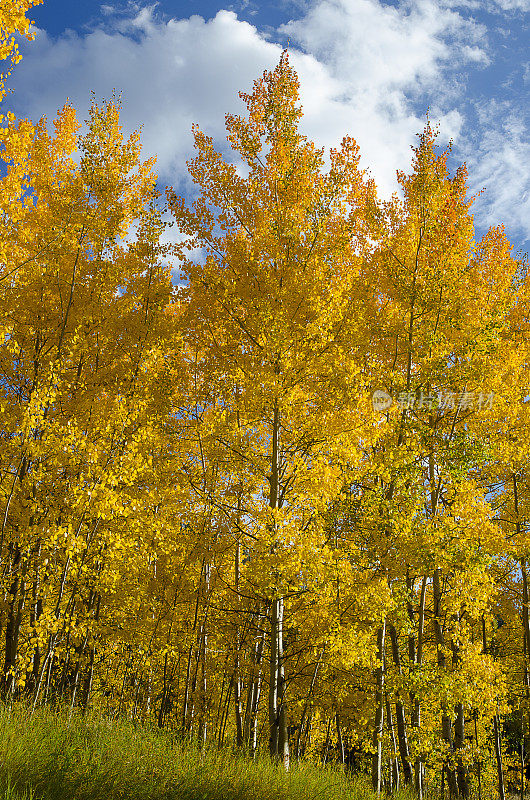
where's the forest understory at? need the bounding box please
[0,704,520,800]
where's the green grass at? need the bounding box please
[0,705,417,800]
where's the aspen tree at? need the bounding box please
[169,52,378,766]
[363,124,520,796]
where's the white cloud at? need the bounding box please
[11,1,485,197]
[280,0,486,192]
[488,0,530,10]
[467,101,530,247]
[12,9,282,185]
[282,0,483,88]
[7,0,529,241]
[443,0,530,11]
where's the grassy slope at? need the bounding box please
[0,705,409,800]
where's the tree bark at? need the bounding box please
[388,623,413,784]
[234,538,244,747]
[296,654,320,760]
[372,620,386,794]
[3,544,24,697]
[453,700,469,798]
[268,400,289,768]
[197,563,210,746]
[493,713,505,800]
[244,610,265,754]
[408,573,427,799]
[386,695,401,793]
[433,568,458,797]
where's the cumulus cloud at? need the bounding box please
[10,10,282,187]
[10,1,487,197]
[467,101,530,248]
[281,0,487,192]
[443,0,530,11]
[6,0,530,241]
[488,0,530,10]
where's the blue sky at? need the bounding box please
[9,0,530,255]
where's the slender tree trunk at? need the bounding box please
[26,541,42,697]
[322,717,332,764]
[244,612,265,754]
[483,616,505,800]
[197,628,207,745]
[28,597,43,696]
[451,626,469,799]
[248,674,262,756]
[433,568,458,797]
[521,558,530,671]
[296,654,320,760]
[234,650,244,747]
[269,597,279,757]
[336,711,345,765]
[474,712,481,800]
[386,696,400,793]
[197,562,210,746]
[219,675,233,746]
[158,651,169,729]
[268,400,289,768]
[80,646,94,712]
[43,648,55,706]
[493,713,506,800]
[515,476,530,769]
[408,573,427,799]
[182,559,205,733]
[57,629,73,699]
[215,668,227,740]
[234,537,244,747]
[388,623,412,784]
[277,596,289,768]
[3,544,24,697]
[521,732,524,800]
[453,700,468,798]
[182,640,194,732]
[217,672,230,745]
[68,626,91,720]
[301,709,313,760]
[372,620,387,794]
[80,592,99,714]
[145,666,153,718]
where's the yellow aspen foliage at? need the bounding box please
[0,0,41,101]
[0,35,527,799]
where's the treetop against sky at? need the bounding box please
[6,0,530,257]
